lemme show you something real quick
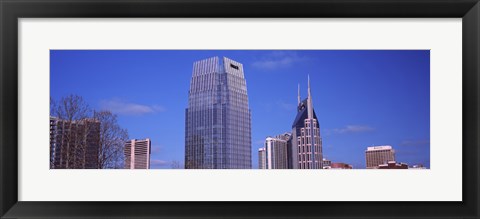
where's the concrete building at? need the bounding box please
[264,137,288,169]
[276,132,293,169]
[258,148,266,169]
[291,76,323,169]
[365,145,396,169]
[322,158,332,169]
[125,138,151,169]
[50,117,100,169]
[185,57,252,169]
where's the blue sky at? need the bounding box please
[50,50,430,169]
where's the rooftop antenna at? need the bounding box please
[297,83,301,105]
[307,74,314,119]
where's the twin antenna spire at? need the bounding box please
[298,75,314,119]
[298,84,301,105]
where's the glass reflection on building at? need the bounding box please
[185,57,252,169]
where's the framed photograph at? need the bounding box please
[1,0,479,218]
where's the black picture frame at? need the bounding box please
[1,0,479,218]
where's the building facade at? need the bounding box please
[50,117,100,169]
[124,138,151,169]
[185,57,252,169]
[290,76,323,169]
[365,145,396,169]
[263,137,288,169]
[258,148,266,169]
[275,132,293,168]
[322,158,332,169]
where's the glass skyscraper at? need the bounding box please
[185,57,252,169]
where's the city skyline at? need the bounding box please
[50,50,430,169]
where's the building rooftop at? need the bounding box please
[366,145,393,151]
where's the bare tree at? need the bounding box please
[94,110,129,169]
[50,97,56,117]
[53,94,90,122]
[50,97,56,168]
[50,94,128,169]
[51,95,91,169]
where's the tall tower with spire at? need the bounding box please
[290,75,323,169]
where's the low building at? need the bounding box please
[322,158,332,169]
[330,162,353,169]
[410,164,427,169]
[377,161,408,169]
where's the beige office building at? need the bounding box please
[365,145,395,169]
[125,138,151,169]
